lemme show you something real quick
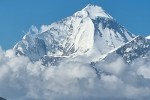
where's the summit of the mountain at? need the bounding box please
[79,4,113,19]
[82,4,113,19]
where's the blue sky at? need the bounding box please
[0,0,150,49]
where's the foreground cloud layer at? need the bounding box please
[0,47,150,100]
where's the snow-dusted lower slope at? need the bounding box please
[14,4,134,62]
[116,36,150,63]
[93,35,150,64]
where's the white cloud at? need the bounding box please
[137,66,150,79]
[0,48,150,100]
[102,57,126,75]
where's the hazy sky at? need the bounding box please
[0,0,150,49]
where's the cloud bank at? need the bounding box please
[0,47,150,100]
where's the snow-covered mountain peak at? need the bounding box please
[81,4,113,19]
[14,4,135,62]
